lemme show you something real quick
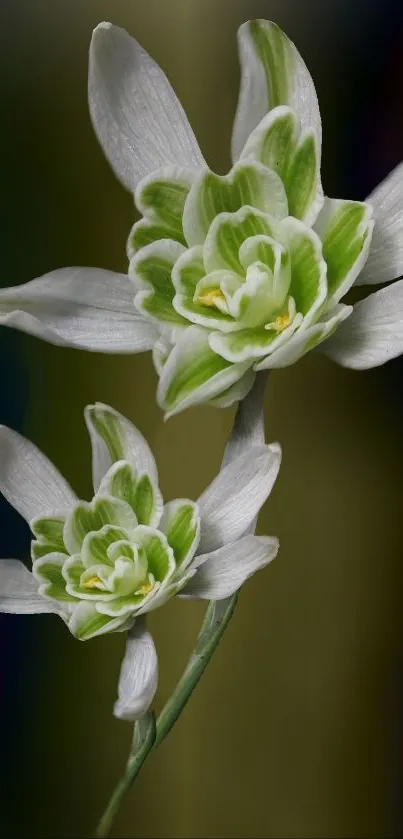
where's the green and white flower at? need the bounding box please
[0,401,280,718]
[1,20,403,414]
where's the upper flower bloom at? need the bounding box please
[0,401,280,713]
[1,20,403,414]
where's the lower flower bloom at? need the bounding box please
[0,401,280,717]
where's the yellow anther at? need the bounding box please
[196,288,226,308]
[274,314,291,332]
[83,576,104,589]
[136,582,154,596]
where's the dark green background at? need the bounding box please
[1,1,403,836]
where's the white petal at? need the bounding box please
[0,267,158,352]
[221,372,267,467]
[323,278,403,369]
[0,559,59,614]
[231,20,321,163]
[84,402,159,492]
[0,426,76,522]
[357,163,403,285]
[114,618,158,721]
[197,443,281,554]
[89,22,205,192]
[181,534,278,599]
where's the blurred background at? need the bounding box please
[1,0,403,836]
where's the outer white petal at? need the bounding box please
[197,443,281,554]
[322,279,403,369]
[0,559,59,614]
[181,534,278,599]
[84,402,159,492]
[114,618,158,721]
[0,426,76,522]
[0,268,158,352]
[231,19,321,162]
[89,22,205,192]
[357,163,403,285]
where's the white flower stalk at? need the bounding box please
[1,20,402,415]
[0,401,280,718]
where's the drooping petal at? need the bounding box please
[84,402,159,492]
[181,534,278,599]
[197,443,281,553]
[156,326,252,418]
[0,426,76,523]
[278,217,327,326]
[0,267,158,352]
[0,559,60,614]
[231,19,321,163]
[114,618,158,721]
[159,499,200,569]
[131,240,187,328]
[255,303,352,369]
[88,22,205,192]
[182,161,288,247]
[69,600,132,640]
[357,162,403,285]
[240,107,323,225]
[322,278,403,369]
[314,199,374,307]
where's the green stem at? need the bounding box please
[94,593,238,837]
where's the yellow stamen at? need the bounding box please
[274,314,291,332]
[136,582,154,596]
[196,288,226,308]
[83,575,104,590]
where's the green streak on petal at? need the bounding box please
[164,342,232,410]
[31,516,67,559]
[162,501,200,566]
[137,179,189,236]
[205,208,274,273]
[128,220,185,256]
[70,605,121,640]
[134,527,174,582]
[322,202,370,298]
[65,497,136,554]
[260,110,297,179]
[171,247,205,296]
[285,132,318,220]
[106,462,157,526]
[286,225,325,315]
[82,525,129,569]
[210,326,279,361]
[249,19,292,107]
[87,409,125,464]
[33,556,75,602]
[62,556,85,587]
[132,475,156,526]
[135,289,187,326]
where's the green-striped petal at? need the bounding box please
[232,19,321,163]
[64,496,137,555]
[135,166,195,239]
[132,525,176,582]
[278,217,327,326]
[239,235,291,310]
[314,198,374,307]
[209,314,303,363]
[32,553,75,602]
[127,218,185,257]
[157,325,251,417]
[69,601,131,640]
[131,240,187,328]
[204,206,274,273]
[31,515,67,560]
[62,555,85,587]
[240,107,323,225]
[183,161,287,247]
[81,524,130,569]
[99,461,163,527]
[159,499,201,569]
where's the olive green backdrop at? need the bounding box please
[1,1,403,837]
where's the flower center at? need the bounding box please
[196,288,226,308]
[274,314,291,332]
[82,575,105,591]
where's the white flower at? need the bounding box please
[1,20,402,415]
[0,400,280,718]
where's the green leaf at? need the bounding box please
[32,553,75,602]
[64,496,137,555]
[183,161,287,246]
[315,198,374,307]
[278,217,327,324]
[159,500,201,568]
[132,525,176,582]
[157,325,251,417]
[204,206,274,273]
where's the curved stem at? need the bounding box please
[94,594,238,837]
